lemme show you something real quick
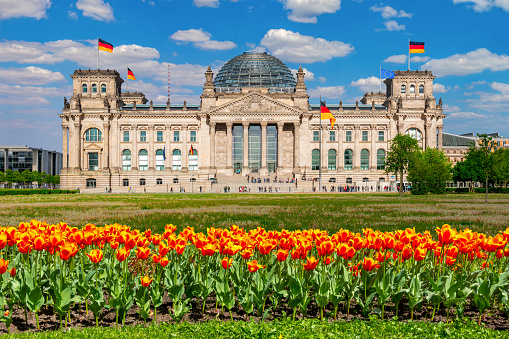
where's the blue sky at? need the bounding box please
[0,0,508,152]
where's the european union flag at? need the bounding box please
[381,69,395,79]
[163,146,166,160]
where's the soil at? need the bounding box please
[1,293,508,334]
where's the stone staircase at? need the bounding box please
[211,173,300,193]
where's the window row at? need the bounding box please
[313,130,385,142]
[401,84,424,94]
[311,149,385,171]
[82,84,107,94]
[122,130,197,143]
[121,149,198,171]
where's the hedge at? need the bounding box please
[0,189,79,196]
[446,187,509,194]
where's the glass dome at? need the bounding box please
[213,52,296,89]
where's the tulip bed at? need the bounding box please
[0,220,508,334]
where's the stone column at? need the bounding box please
[166,125,171,170]
[321,127,328,171]
[277,122,284,172]
[226,122,233,173]
[260,122,267,174]
[371,125,377,170]
[62,124,68,169]
[293,122,300,171]
[3,148,8,172]
[243,122,249,173]
[425,123,431,150]
[210,123,216,169]
[337,126,343,170]
[131,125,138,170]
[353,125,360,170]
[74,122,81,170]
[103,122,110,170]
[438,126,443,150]
[182,125,188,171]
[148,125,154,170]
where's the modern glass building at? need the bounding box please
[0,145,62,175]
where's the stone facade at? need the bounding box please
[59,63,445,193]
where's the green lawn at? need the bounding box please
[1,192,508,235]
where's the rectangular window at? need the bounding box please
[140,178,146,186]
[174,131,180,142]
[190,130,197,142]
[157,131,163,142]
[123,179,129,187]
[88,153,98,171]
[123,131,129,142]
[346,178,352,184]
[378,131,384,142]
[86,179,96,188]
[156,178,163,185]
[329,131,335,142]
[362,131,368,142]
[140,131,146,142]
[346,131,352,142]
[313,131,319,142]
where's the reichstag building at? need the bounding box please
[59,52,445,192]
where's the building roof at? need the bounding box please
[213,52,296,89]
[442,133,476,147]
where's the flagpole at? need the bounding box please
[126,68,129,92]
[408,39,411,71]
[319,96,322,193]
[97,37,99,69]
[379,66,382,92]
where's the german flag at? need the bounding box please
[409,41,425,54]
[189,145,195,155]
[98,38,113,53]
[127,68,136,80]
[320,100,336,130]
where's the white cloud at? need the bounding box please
[0,84,64,97]
[76,0,114,22]
[466,80,487,89]
[308,86,346,99]
[370,5,412,19]
[193,0,220,7]
[452,0,509,12]
[0,0,51,19]
[422,48,509,77]
[411,56,430,63]
[350,76,381,93]
[68,11,78,20]
[490,81,509,93]
[291,68,315,81]
[433,83,449,93]
[319,76,326,83]
[0,66,65,85]
[277,0,341,24]
[383,54,407,64]
[170,29,236,50]
[383,20,405,31]
[260,29,354,63]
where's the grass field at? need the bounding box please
[1,192,508,235]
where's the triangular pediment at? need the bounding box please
[208,92,302,115]
[84,143,103,151]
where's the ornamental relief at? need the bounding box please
[215,131,227,167]
[210,93,300,115]
[283,130,294,168]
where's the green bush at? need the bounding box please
[0,189,79,196]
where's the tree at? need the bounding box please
[31,171,42,187]
[492,148,509,188]
[467,134,494,203]
[41,172,49,185]
[384,134,420,196]
[452,159,476,192]
[0,171,4,186]
[21,169,32,186]
[408,148,452,195]
[4,169,15,186]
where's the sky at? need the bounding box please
[0,0,508,152]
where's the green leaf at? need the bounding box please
[289,277,302,296]
[27,287,44,312]
[443,298,464,308]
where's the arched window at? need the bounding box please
[101,84,106,93]
[156,149,164,171]
[92,84,97,93]
[328,149,337,170]
[122,150,131,171]
[172,149,181,170]
[139,150,148,171]
[311,149,320,170]
[85,128,102,142]
[82,84,88,93]
[189,149,198,171]
[377,149,385,170]
[361,149,370,170]
[410,85,415,93]
[401,85,406,94]
[419,85,424,93]
[405,128,422,141]
[344,149,353,170]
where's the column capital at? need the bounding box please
[61,124,69,130]
[210,122,216,129]
[242,122,249,127]
[103,122,110,130]
[277,122,284,128]
[74,122,80,129]
[294,121,301,127]
[260,121,268,127]
[148,125,155,131]
[226,122,233,128]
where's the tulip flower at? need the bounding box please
[362,257,380,272]
[240,248,253,260]
[140,276,153,288]
[0,259,9,274]
[317,240,335,257]
[437,224,457,245]
[136,246,151,260]
[116,247,130,262]
[413,246,427,261]
[302,256,319,271]
[59,243,75,261]
[160,257,170,267]
[0,233,7,249]
[10,267,16,278]
[247,260,265,273]
[221,257,233,270]
[276,249,289,262]
[86,249,103,264]
[200,243,216,256]
[401,246,413,261]
[323,256,334,265]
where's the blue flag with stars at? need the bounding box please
[381,69,395,79]
[163,146,166,160]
